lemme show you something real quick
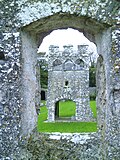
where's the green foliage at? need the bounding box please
[37,100,97,133]
[90,101,97,118]
[89,65,96,87]
[40,67,48,89]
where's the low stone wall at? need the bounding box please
[17,130,102,160]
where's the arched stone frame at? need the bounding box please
[21,31,38,135]
[52,59,62,70]
[21,13,111,136]
[0,0,119,159]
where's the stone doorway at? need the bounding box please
[55,100,76,121]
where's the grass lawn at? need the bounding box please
[59,100,76,117]
[37,100,97,133]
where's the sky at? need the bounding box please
[38,28,98,61]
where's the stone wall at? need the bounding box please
[0,0,120,159]
[18,130,101,160]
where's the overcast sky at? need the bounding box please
[38,28,98,61]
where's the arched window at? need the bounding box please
[53,59,62,70]
[75,59,84,70]
[0,51,5,60]
[63,59,74,71]
[53,59,62,66]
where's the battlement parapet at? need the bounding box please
[49,44,90,58]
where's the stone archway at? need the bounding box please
[55,99,76,120]
[21,13,111,135]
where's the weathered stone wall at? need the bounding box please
[18,130,101,160]
[0,0,120,159]
[0,1,22,158]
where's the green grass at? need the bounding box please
[90,101,97,118]
[37,100,97,133]
[59,100,76,117]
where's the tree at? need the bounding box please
[89,64,96,87]
[40,65,48,89]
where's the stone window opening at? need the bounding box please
[21,19,108,136]
[75,59,85,69]
[64,80,69,89]
[53,59,62,71]
[53,59,62,66]
[41,90,46,100]
[65,81,69,86]
[89,60,97,101]
[63,59,75,71]
[0,51,5,60]
[80,60,84,68]
[0,0,119,158]
[37,29,97,124]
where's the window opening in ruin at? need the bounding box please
[53,59,62,66]
[39,62,48,103]
[76,59,84,67]
[89,61,97,101]
[53,59,62,70]
[37,28,98,131]
[41,90,46,100]
[63,59,75,71]
[40,63,48,90]
[65,81,69,86]
[0,51,5,60]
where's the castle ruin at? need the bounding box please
[47,44,94,122]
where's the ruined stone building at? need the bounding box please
[0,0,120,159]
[47,45,93,122]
